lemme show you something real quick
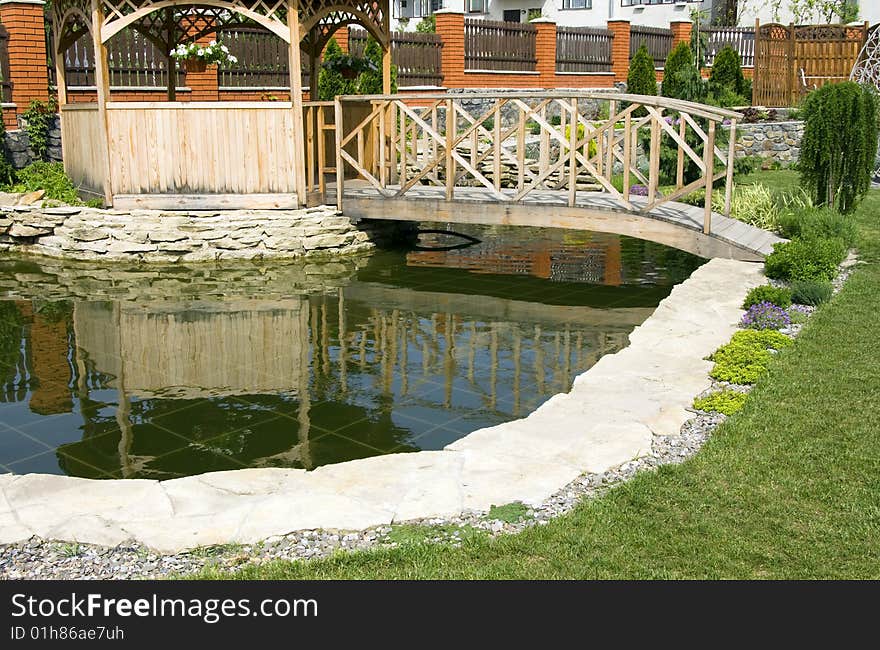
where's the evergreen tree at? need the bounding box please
[709,45,746,96]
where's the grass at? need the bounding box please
[192,171,880,579]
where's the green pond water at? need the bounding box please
[0,225,702,479]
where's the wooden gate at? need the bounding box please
[753,21,870,107]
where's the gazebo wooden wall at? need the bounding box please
[51,0,392,208]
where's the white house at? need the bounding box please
[737,1,880,27]
[391,0,879,31]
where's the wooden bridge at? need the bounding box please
[305,91,783,261]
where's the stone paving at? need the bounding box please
[0,257,765,553]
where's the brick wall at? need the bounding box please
[0,0,50,129]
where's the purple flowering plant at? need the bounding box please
[629,184,649,196]
[740,301,791,330]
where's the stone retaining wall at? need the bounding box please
[0,204,414,263]
[734,120,804,165]
[2,116,63,169]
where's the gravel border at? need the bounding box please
[0,253,860,580]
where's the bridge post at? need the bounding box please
[703,120,716,234]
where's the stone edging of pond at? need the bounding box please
[0,257,766,562]
[0,205,412,262]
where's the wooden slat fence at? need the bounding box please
[753,21,869,107]
[349,29,443,87]
[556,26,613,73]
[630,25,673,68]
[464,19,537,72]
[0,25,11,103]
[62,29,183,88]
[702,26,755,67]
[218,27,295,89]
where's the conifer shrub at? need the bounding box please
[661,42,703,101]
[709,45,746,97]
[799,81,877,214]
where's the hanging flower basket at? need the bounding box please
[322,54,377,80]
[183,58,207,73]
[170,40,238,74]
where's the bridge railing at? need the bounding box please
[331,92,742,234]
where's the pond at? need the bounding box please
[0,225,702,480]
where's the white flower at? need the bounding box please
[221,45,229,53]
[209,40,216,46]
[228,55,237,63]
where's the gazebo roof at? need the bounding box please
[52,0,389,53]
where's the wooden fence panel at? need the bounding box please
[60,105,106,194]
[556,26,613,73]
[62,29,183,88]
[349,29,443,87]
[464,19,537,72]
[630,25,673,68]
[105,103,296,195]
[703,26,755,67]
[753,22,868,107]
[218,27,292,89]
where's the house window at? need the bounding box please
[467,0,487,13]
[563,0,592,8]
[395,0,441,18]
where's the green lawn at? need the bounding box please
[194,171,880,579]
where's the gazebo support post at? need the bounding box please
[52,18,67,107]
[308,30,320,101]
[381,11,391,94]
[164,7,176,101]
[91,0,114,206]
[287,0,307,207]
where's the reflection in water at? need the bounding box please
[0,226,702,479]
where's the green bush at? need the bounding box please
[692,390,748,415]
[709,45,747,97]
[733,155,762,179]
[661,42,704,101]
[563,124,597,158]
[415,15,435,33]
[9,161,82,204]
[764,237,846,282]
[627,44,657,117]
[775,206,857,248]
[742,285,793,309]
[709,329,792,385]
[799,81,877,214]
[318,38,357,101]
[790,279,833,306]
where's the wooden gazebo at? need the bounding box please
[50,0,392,208]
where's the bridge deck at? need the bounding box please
[339,185,784,262]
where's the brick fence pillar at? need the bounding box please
[0,0,50,128]
[670,21,693,49]
[607,20,631,85]
[435,9,464,89]
[532,18,556,88]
